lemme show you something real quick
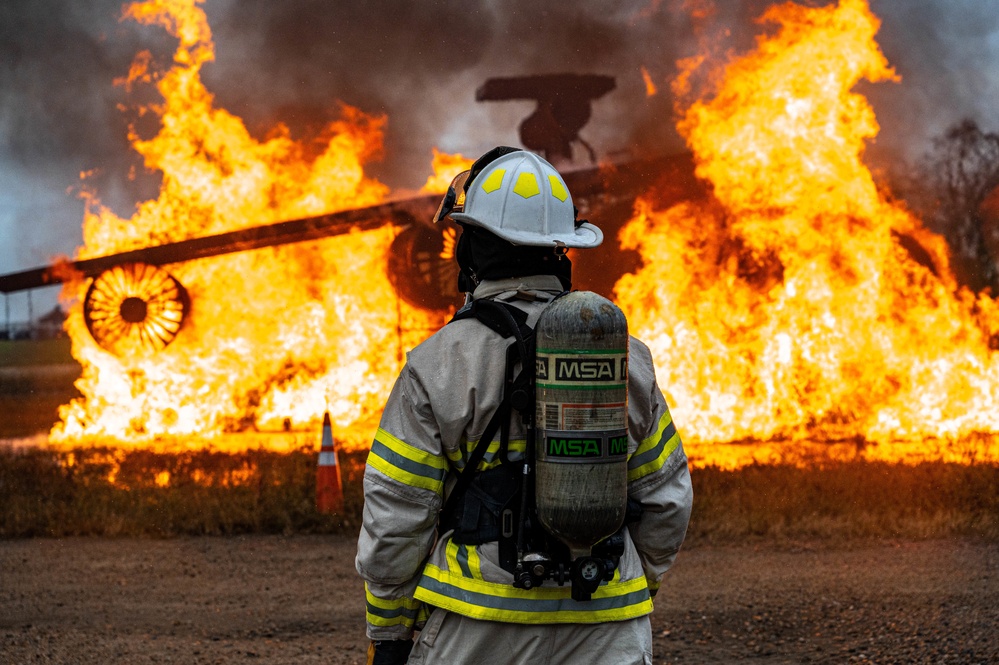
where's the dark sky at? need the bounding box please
[2,0,998,321]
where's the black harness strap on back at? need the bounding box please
[438,298,534,540]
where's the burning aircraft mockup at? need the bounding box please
[3,0,999,470]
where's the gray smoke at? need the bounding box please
[864,0,999,170]
[200,0,695,180]
[2,0,998,322]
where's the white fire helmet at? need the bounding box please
[439,150,603,249]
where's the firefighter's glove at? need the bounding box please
[367,638,413,665]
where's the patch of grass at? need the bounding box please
[687,460,999,543]
[1,447,996,542]
[0,446,367,537]
[0,364,81,438]
[0,340,80,438]
[0,339,75,367]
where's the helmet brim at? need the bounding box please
[451,214,603,249]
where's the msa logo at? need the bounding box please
[546,437,602,458]
[555,358,614,381]
[536,357,548,381]
[609,435,628,456]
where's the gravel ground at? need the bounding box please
[1,536,996,664]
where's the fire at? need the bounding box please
[420,148,475,194]
[614,0,999,467]
[48,0,999,471]
[640,66,658,97]
[53,0,444,452]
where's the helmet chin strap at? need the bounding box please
[458,269,479,293]
[455,226,480,293]
[455,225,573,294]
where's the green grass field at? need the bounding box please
[0,339,82,439]
[1,445,996,542]
[0,338,75,367]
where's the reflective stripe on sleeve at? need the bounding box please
[364,583,423,629]
[413,563,653,624]
[369,428,447,495]
[627,411,680,483]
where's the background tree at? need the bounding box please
[919,119,999,292]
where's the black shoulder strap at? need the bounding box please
[440,299,534,524]
[451,298,531,341]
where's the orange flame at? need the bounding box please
[420,148,475,194]
[640,66,658,97]
[50,0,999,471]
[54,0,443,452]
[615,0,999,468]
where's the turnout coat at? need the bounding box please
[356,274,692,640]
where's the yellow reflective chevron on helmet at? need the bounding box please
[482,169,553,201]
[481,168,506,193]
[513,172,540,198]
[450,149,602,248]
[548,174,568,202]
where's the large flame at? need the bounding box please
[615,0,999,467]
[51,0,999,470]
[420,148,474,194]
[54,0,445,451]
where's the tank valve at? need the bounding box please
[571,557,607,602]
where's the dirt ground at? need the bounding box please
[1,537,996,664]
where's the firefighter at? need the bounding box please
[356,147,692,665]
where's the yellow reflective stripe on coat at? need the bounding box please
[364,583,423,629]
[478,438,526,470]
[627,410,680,483]
[369,428,447,495]
[466,544,484,580]
[413,564,652,624]
[447,438,527,472]
[445,540,485,580]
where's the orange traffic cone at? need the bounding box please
[316,411,343,514]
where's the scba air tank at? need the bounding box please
[534,291,629,561]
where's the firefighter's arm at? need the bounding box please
[625,342,693,595]
[355,365,444,642]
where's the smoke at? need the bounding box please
[2,0,998,321]
[200,0,695,182]
[864,0,999,169]
[0,0,137,321]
